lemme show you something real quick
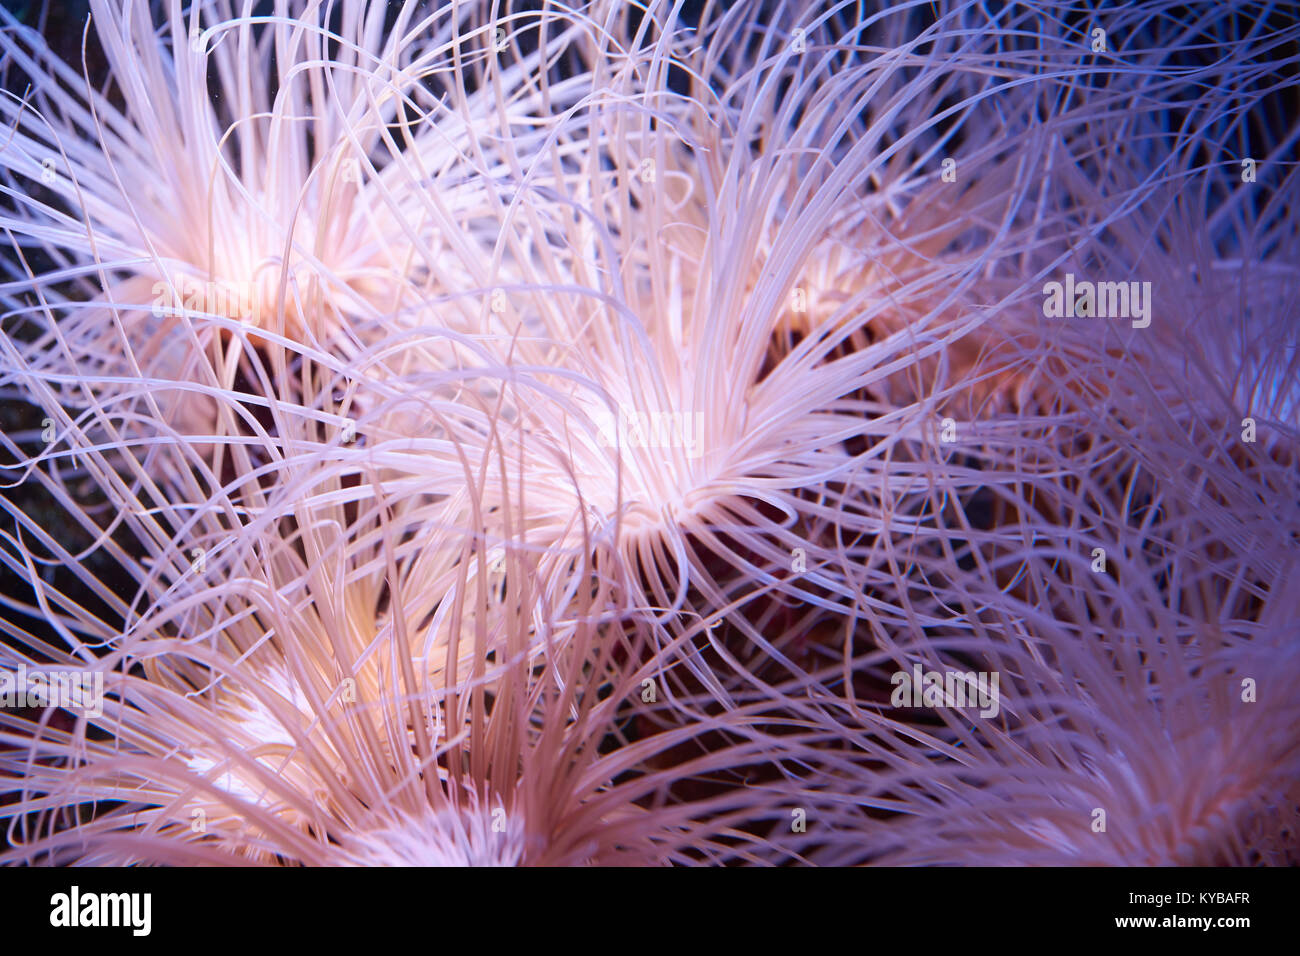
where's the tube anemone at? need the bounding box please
[837,460,1300,867]
[1,467,824,865]
[0,0,597,467]
[349,0,1084,707]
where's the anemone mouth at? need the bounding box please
[329,792,539,867]
[612,487,710,540]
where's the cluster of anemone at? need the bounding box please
[0,0,1296,866]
